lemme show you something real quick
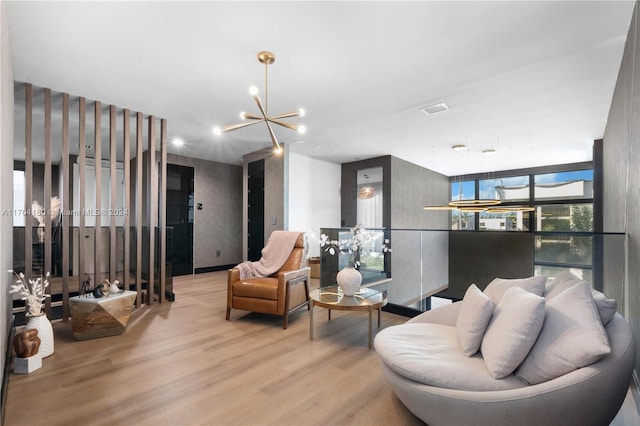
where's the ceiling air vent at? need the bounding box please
[422,103,450,115]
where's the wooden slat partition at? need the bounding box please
[123,110,131,293]
[147,117,156,305]
[14,83,170,318]
[24,84,33,280]
[78,97,86,291]
[160,119,167,302]
[61,93,70,320]
[109,106,117,281]
[94,102,102,288]
[44,88,52,317]
[135,112,143,306]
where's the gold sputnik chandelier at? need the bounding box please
[213,51,306,154]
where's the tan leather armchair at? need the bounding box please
[226,232,311,329]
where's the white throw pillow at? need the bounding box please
[483,275,547,306]
[591,289,617,326]
[543,271,583,299]
[516,281,611,385]
[457,284,494,357]
[480,287,546,379]
[544,272,618,326]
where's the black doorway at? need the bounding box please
[247,159,265,261]
[166,164,194,276]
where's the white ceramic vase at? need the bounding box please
[337,266,362,296]
[25,313,54,358]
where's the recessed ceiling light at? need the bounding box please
[422,103,450,115]
[173,138,184,147]
[452,144,466,151]
[76,143,92,149]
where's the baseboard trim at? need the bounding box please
[1,315,15,425]
[194,264,236,274]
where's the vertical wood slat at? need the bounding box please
[94,102,102,287]
[160,119,167,302]
[44,88,52,317]
[109,105,117,281]
[24,84,33,280]
[61,93,70,320]
[135,113,143,306]
[147,116,156,305]
[123,110,131,293]
[78,97,86,292]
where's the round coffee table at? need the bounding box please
[309,285,388,349]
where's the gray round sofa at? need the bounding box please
[375,291,635,426]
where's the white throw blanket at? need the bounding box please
[237,231,301,280]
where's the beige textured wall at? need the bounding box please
[166,154,242,270]
[0,0,14,405]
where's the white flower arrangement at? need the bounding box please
[8,270,50,317]
[31,196,62,242]
[320,224,391,269]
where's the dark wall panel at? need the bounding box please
[445,231,534,300]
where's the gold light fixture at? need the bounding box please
[358,175,375,199]
[424,199,535,212]
[213,51,306,154]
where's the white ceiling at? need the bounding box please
[6,1,635,176]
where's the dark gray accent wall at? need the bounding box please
[603,2,640,381]
[167,154,242,270]
[242,147,285,260]
[445,231,534,300]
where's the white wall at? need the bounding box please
[0,0,14,409]
[287,152,341,257]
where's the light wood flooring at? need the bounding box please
[4,271,640,426]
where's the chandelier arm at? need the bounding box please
[268,119,300,132]
[242,113,263,120]
[264,120,281,151]
[269,110,302,120]
[221,119,265,132]
[252,93,269,119]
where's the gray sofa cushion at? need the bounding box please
[375,323,526,392]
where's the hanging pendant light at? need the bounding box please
[358,175,375,199]
[213,51,306,154]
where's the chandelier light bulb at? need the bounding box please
[249,86,258,95]
[172,138,184,147]
[240,111,246,120]
[298,125,307,134]
[274,146,283,155]
[298,108,305,117]
[213,127,222,136]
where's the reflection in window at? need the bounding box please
[534,265,592,287]
[479,176,529,202]
[535,170,593,200]
[13,170,25,226]
[535,235,593,266]
[479,210,530,231]
[357,167,383,228]
[451,210,475,230]
[536,204,593,232]
[451,181,475,201]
